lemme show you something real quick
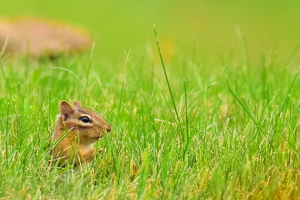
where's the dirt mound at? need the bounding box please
[0,17,92,58]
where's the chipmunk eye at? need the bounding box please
[79,116,91,123]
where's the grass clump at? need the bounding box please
[0,46,300,199]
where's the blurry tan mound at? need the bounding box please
[0,17,92,57]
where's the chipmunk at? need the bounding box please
[51,100,111,167]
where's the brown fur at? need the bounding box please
[51,100,111,167]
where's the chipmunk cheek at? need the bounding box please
[64,122,75,130]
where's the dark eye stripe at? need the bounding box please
[79,116,92,123]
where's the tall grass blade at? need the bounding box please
[154,24,181,128]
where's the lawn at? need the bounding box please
[1,1,300,199]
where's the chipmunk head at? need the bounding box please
[58,100,111,144]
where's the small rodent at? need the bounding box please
[51,100,111,167]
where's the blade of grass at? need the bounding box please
[285,42,300,67]
[154,24,182,129]
[51,67,84,86]
[116,50,131,123]
[183,80,192,159]
[235,27,250,68]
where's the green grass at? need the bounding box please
[1,35,300,199]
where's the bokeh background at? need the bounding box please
[1,0,300,64]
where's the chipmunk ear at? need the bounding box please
[60,101,74,120]
[73,100,82,108]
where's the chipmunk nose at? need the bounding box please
[106,125,111,133]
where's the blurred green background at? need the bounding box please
[1,0,300,64]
